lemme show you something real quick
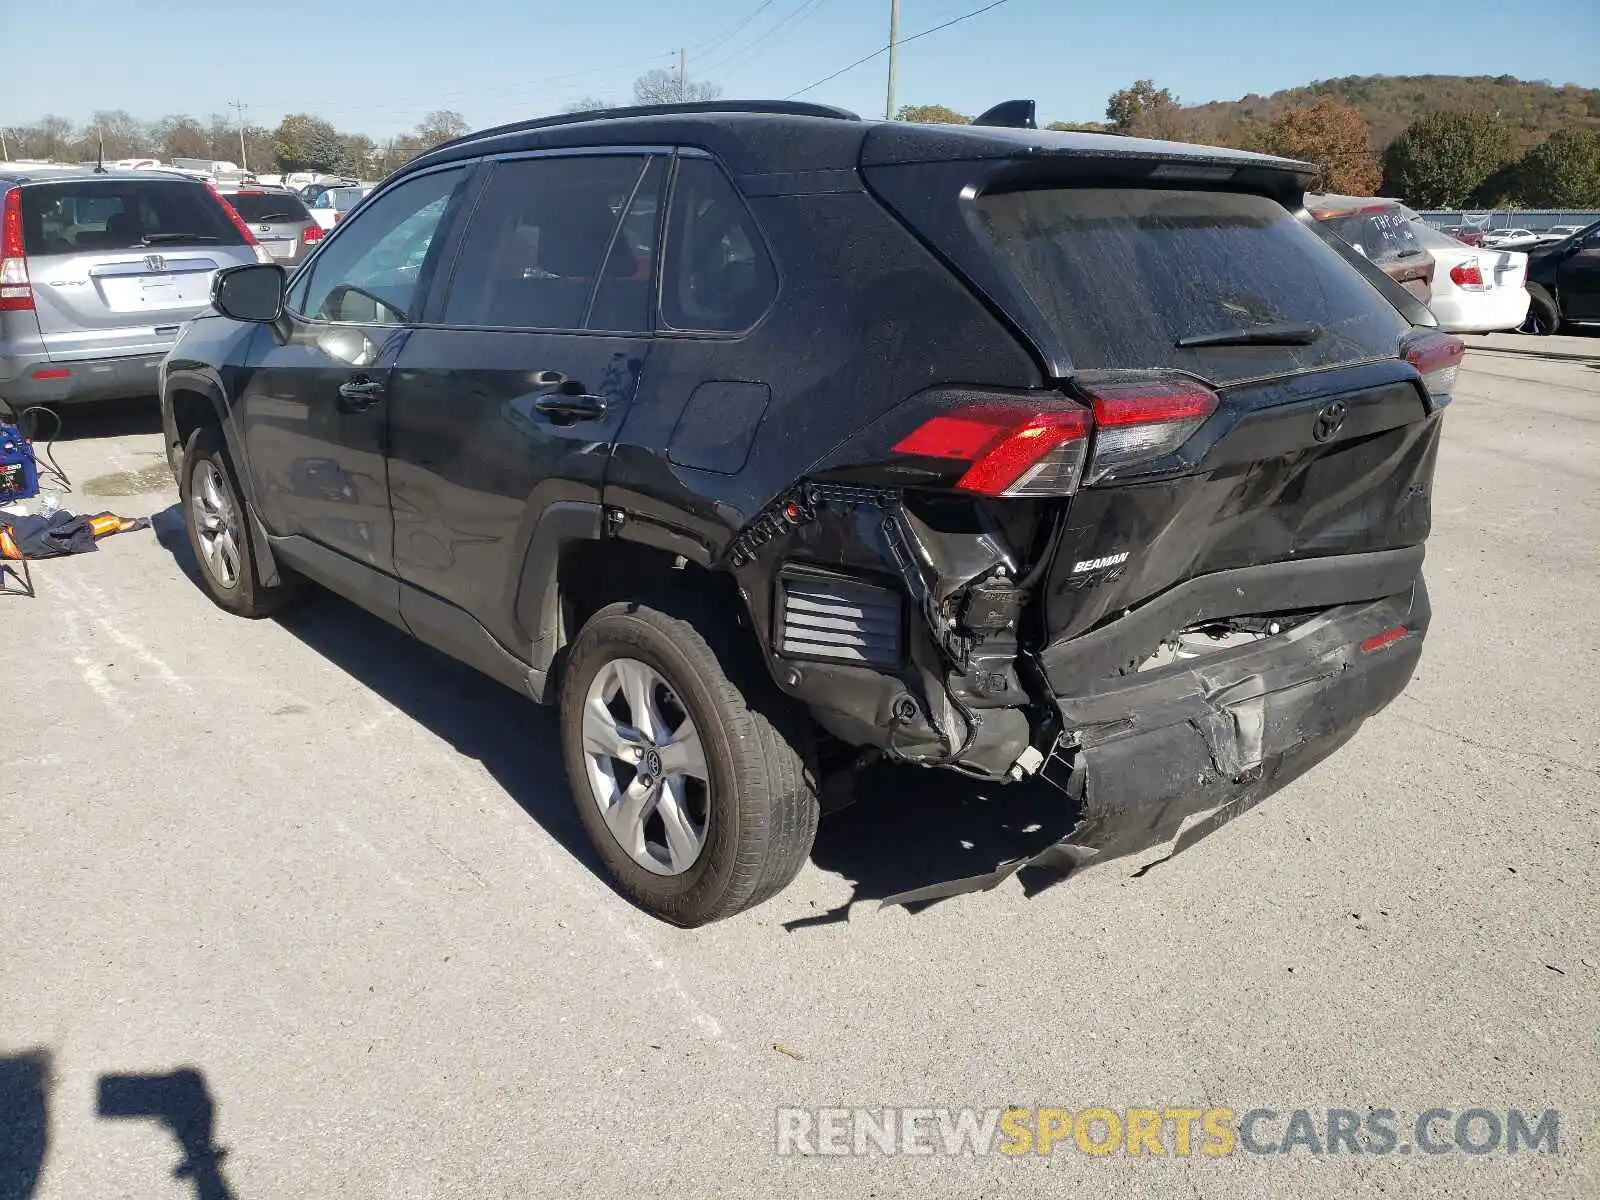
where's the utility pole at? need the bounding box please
[679,47,687,102]
[885,0,901,120]
[0,128,9,162]
[228,99,249,171]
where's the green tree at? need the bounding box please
[1380,111,1516,207]
[896,104,969,125]
[1045,120,1107,133]
[273,114,349,173]
[1256,100,1381,194]
[1513,128,1600,207]
[1106,79,1177,134]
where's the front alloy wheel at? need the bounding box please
[190,459,243,590]
[581,657,710,876]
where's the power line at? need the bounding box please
[696,0,833,78]
[786,0,1011,101]
[688,0,785,58]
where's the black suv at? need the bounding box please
[160,101,1458,925]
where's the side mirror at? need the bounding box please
[212,263,286,323]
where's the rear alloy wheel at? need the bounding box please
[559,596,818,926]
[580,657,711,877]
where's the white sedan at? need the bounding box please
[1480,227,1541,249]
[1405,214,1531,333]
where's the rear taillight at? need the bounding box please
[893,404,1091,497]
[888,373,1219,497]
[302,224,325,245]
[1,188,32,312]
[208,184,273,264]
[1075,374,1219,484]
[1448,258,1486,291]
[1403,332,1466,403]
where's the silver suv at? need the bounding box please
[0,168,267,415]
[215,184,323,267]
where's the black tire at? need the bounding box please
[558,594,819,926]
[1519,295,1558,336]
[180,425,300,618]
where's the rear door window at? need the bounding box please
[974,187,1411,385]
[21,178,244,255]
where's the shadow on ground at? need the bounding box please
[1,1051,234,1200]
[11,398,164,442]
[150,501,1088,921]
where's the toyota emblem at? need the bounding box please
[1312,401,1347,443]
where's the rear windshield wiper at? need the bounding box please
[140,233,219,244]
[1176,322,1323,349]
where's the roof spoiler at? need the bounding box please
[973,100,1036,130]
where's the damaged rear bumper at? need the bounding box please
[885,578,1429,905]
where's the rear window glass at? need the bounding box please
[1316,206,1425,266]
[20,178,244,254]
[224,191,311,223]
[974,187,1410,386]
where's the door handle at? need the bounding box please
[337,377,385,410]
[533,393,608,421]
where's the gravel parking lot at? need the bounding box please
[3,337,1597,1198]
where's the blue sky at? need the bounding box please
[4,0,1598,138]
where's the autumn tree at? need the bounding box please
[153,115,210,161]
[633,68,722,105]
[414,110,469,148]
[72,110,150,159]
[561,97,615,114]
[1045,120,1107,133]
[1513,128,1600,207]
[7,115,74,160]
[896,104,969,124]
[1381,112,1516,207]
[1106,80,1177,134]
[1256,100,1380,194]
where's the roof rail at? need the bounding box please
[428,100,860,155]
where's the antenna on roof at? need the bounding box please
[94,128,107,174]
[973,100,1037,130]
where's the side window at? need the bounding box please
[660,158,777,333]
[440,155,655,331]
[296,168,463,325]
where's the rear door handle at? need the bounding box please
[337,377,385,410]
[533,393,608,421]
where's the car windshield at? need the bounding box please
[19,178,245,253]
[1407,220,1472,252]
[974,186,1410,386]
[225,191,311,223]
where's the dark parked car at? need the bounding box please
[1520,219,1600,334]
[159,101,1457,925]
[215,184,323,267]
[1308,194,1436,303]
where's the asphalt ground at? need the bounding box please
[2,335,1597,1198]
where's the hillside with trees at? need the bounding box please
[897,73,1600,207]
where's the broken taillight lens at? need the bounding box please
[1074,374,1219,483]
[892,404,1092,497]
[1403,331,1466,404]
[1448,258,1486,291]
